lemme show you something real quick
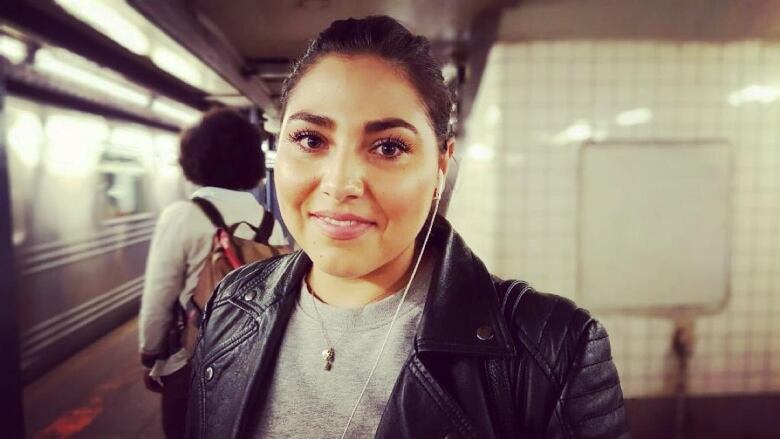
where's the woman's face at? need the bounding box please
[276,54,448,279]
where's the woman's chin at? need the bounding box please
[312,255,374,279]
[298,230,370,275]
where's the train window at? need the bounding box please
[97,125,153,221]
[44,113,107,176]
[98,170,145,220]
[7,106,44,170]
[5,101,45,246]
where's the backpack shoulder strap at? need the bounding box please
[192,197,228,230]
[254,210,275,244]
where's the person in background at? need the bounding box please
[138,108,282,439]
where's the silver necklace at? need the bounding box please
[306,279,350,371]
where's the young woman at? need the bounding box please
[186,16,629,439]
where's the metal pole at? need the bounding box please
[673,318,694,439]
[0,74,26,438]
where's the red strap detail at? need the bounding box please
[217,229,242,269]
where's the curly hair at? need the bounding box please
[178,108,265,190]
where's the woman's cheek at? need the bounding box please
[274,152,313,233]
[378,175,432,233]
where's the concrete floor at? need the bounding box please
[23,318,164,439]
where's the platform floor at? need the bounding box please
[20,316,780,439]
[24,318,164,439]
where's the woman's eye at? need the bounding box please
[373,141,408,159]
[289,131,325,151]
[301,135,323,149]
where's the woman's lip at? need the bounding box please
[309,212,374,240]
[310,211,373,223]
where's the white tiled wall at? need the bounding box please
[448,41,780,398]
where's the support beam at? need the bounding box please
[129,0,279,118]
[243,58,293,80]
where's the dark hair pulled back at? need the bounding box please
[281,15,453,151]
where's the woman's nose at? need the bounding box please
[321,152,365,202]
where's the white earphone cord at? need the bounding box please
[339,188,443,439]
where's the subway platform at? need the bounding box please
[24,318,164,439]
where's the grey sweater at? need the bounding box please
[251,258,433,438]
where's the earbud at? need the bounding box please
[435,170,445,199]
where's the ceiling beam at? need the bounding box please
[244,58,292,75]
[0,0,212,111]
[129,0,279,118]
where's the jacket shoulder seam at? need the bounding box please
[506,288,594,386]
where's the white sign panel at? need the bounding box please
[578,141,731,315]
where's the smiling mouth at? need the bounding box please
[309,212,375,240]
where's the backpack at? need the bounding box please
[181,197,292,354]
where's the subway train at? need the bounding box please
[0,9,215,384]
[2,1,280,385]
[7,93,187,382]
[2,0,780,438]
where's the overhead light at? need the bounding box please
[151,46,203,89]
[728,84,780,106]
[35,49,150,107]
[151,98,201,126]
[554,120,594,144]
[615,108,653,126]
[57,0,243,99]
[55,0,150,55]
[0,35,27,64]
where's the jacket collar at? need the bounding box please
[414,217,516,356]
[244,216,516,357]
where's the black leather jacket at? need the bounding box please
[186,218,630,438]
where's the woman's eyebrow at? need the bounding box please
[364,118,418,135]
[287,113,418,135]
[287,111,335,128]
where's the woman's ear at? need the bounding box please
[439,138,455,175]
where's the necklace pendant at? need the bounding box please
[322,348,335,371]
